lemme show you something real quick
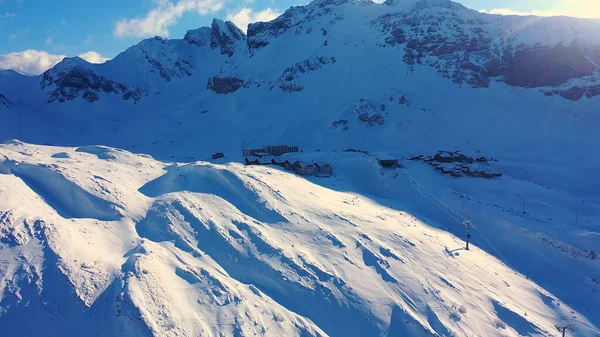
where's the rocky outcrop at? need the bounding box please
[138,37,194,82]
[331,119,348,130]
[247,0,354,53]
[543,75,600,100]
[210,19,245,57]
[41,60,146,103]
[348,99,385,126]
[207,76,246,94]
[248,9,304,52]
[485,42,595,88]
[372,0,600,98]
[373,2,493,88]
[276,56,336,92]
[185,19,245,57]
[184,27,212,47]
[0,93,12,109]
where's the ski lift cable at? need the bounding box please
[414,177,514,268]
[405,178,487,251]
[409,179,512,264]
[403,177,463,224]
[410,178,467,221]
[401,174,542,336]
[404,173,517,272]
[409,176,508,256]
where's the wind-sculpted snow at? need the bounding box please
[0,161,122,220]
[139,164,287,223]
[1,142,599,337]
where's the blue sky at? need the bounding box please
[0,0,598,74]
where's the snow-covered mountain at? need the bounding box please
[1,141,599,337]
[1,0,599,336]
[0,0,599,161]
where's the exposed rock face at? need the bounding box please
[277,56,336,92]
[184,27,212,47]
[545,83,600,101]
[136,37,194,82]
[210,19,245,57]
[348,99,385,126]
[372,0,600,96]
[4,0,600,104]
[0,94,12,109]
[331,119,349,130]
[207,76,246,94]
[248,9,303,52]
[373,2,494,88]
[41,60,145,103]
[185,19,245,57]
[486,42,595,87]
[247,0,353,53]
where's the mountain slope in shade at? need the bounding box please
[1,141,598,336]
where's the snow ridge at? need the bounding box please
[1,142,598,337]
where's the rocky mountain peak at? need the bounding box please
[246,0,353,54]
[47,56,91,73]
[184,19,244,57]
[184,27,212,47]
[210,18,245,57]
[40,63,145,103]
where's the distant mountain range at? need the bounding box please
[1,0,599,160]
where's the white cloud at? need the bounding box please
[226,7,280,33]
[0,50,66,75]
[78,51,110,64]
[114,0,226,38]
[0,12,16,19]
[480,1,600,19]
[480,8,561,16]
[0,50,110,75]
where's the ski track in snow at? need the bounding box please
[0,141,598,337]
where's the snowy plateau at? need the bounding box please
[1,0,600,336]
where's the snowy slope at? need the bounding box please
[1,0,599,336]
[1,141,599,337]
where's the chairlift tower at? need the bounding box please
[555,323,574,337]
[462,220,472,250]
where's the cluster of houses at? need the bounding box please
[292,162,333,176]
[244,156,333,176]
[410,150,502,179]
[242,145,332,176]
